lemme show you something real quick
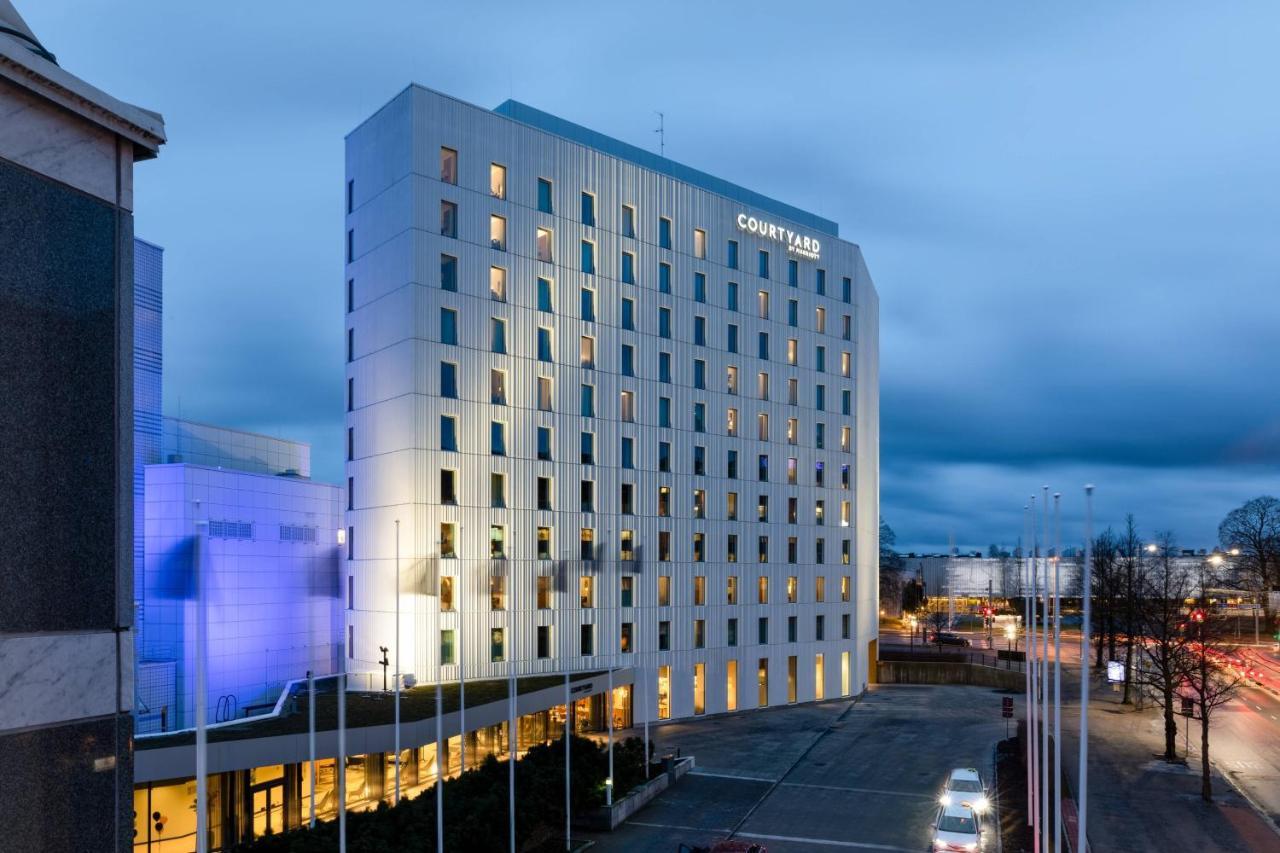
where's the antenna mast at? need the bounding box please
[654,111,665,157]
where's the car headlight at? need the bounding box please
[933,841,948,850]
[939,794,952,806]
[974,796,990,812]
[964,844,978,852]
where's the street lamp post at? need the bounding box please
[1078,485,1094,853]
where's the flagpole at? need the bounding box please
[194,507,207,853]
[1053,492,1063,852]
[1023,503,1033,829]
[1078,485,1094,853]
[1028,495,1039,847]
[1040,485,1050,853]
[394,519,401,806]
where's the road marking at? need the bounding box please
[738,831,918,851]
[691,770,777,783]
[627,820,732,833]
[779,781,935,800]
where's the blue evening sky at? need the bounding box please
[21,1,1280,552]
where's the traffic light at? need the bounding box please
[1190,609,1206,624]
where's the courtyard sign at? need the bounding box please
[736,213,821,261]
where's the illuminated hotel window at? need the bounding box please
[621,251,635,285]
[841,351,852,377]
[693,663,706,714]
[657,666,672,719]
[727,366,739,395]
[841,426,851,452]
[620,622,633,653]
[620,530,635,561]
[580,337,595,370]
[440,201,457,238]
[693,575,706,606]
[841,500,851,527]
[491,473,505,508]
[440,146,457,183]
[693,489,705,519]
[726,575,739,605]
[787,417,798,445]
[842,576,851,601]
[787,576,798,603]
[726,492,738,521]
[439,576,454,610]
[440,469,457,504]
[727,239,739,269]
[621,297,635,330]
[537,376,553,411]
[758,290,769,319]
[490,266,506,302]
[727,659,739,710]
[787,258,798,286]
[757,494,768,523]
[536,227,553,262]
[693,228,707,259]
[489,526,506,560]
[658,217,672,250]
[490,369,506,404]
[758,575,769,604]
[757,371,769,400]
[490,576,506,610]
[659,262,671,293]
[537,277,553,312]
[580,575,594,607]
[658,621,670,651]
[580,240,595,274]
[757,413,769,441]
[537,178,553,214]
[491,628,505,662]
[621,204,636,238]
[490,162,506,198]
[581,191,595,226]
[490,215,507,251]
[490,421,506,455]
[538,576,552,609]
[537,527,551,559]
[758,536,769,563]
[727,408,738,436]
[694,620,706,649]
[440,308,457,344]
[816,576,826,602]
[537,626,552,659]
[537,476,552,510]
[439,524,456,558]
[440,253,457,290]
[787,458,798,485]
[441,630,455,665]
[816,307,826,333]
[787,338,798,365]
[620,390,635,422]
[787,656,798,702]
[815,500,825,526]
[657,486,671,518]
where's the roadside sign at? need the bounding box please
[1181,696,1194,717]
[1106,660,1125,683]
[1002,697,1014,718]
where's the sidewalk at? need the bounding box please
[1059,679,1280,852]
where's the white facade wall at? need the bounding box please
[343,85,880,723]
[143,463,343,729]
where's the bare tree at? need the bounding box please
[925,609,950,651]
[879,519,906,617]
[1217,496,1280,626]
[1118,516,1147,705]
[1184,560,1246,801]
[1136,532,1195,762]
[1090,529,1120,668]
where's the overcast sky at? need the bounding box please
[23,1,1280,552]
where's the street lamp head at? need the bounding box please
[1208,555,1224,566]
[1229,548,1241,556]
[1146,544,1158,553]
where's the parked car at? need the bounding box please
[930,802,983,851]
[931,632,971,647]
[939,767,989,814]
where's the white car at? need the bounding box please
[931,803,983,851]
[939,767,989,814]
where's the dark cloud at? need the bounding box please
[23,0,1280,552]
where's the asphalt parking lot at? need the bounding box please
[583,684,1008,852]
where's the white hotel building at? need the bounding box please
[343,86,879,725]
